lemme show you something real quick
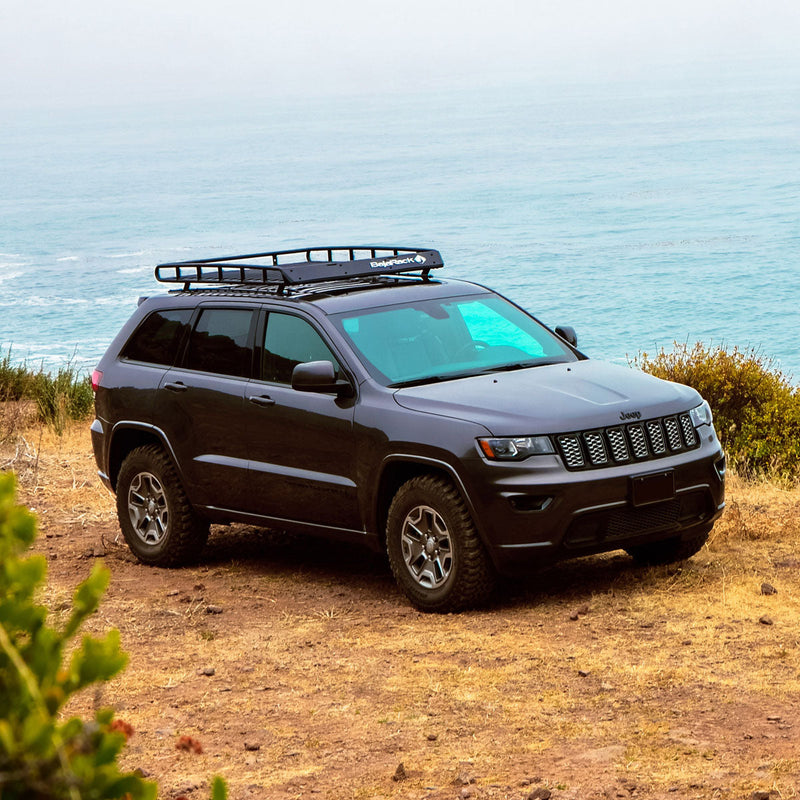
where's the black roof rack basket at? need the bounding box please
[155,246,443,291]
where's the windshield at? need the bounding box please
[333,294,577,387]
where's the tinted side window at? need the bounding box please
[262,313,339,384]
[121,309,192,366]
[184,308,255,378]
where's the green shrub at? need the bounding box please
[632,343,800,481]
[31,366,94,435]
[0,472,227,799]
[0,349,35,403]
[0,349,93,432]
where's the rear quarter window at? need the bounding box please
[121,309,193,366]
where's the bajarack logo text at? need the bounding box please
[619,410,642,421]
[370,254,427,269]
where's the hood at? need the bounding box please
[393,359,700,435]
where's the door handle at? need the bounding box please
[164,382,188,392]
[249,395,276,407]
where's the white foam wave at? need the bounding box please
[116,267,148,275]
[109,251,145,259]
[2,296,90,308]
[57,256,80,262]
[0,271,24,283]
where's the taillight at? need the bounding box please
[91,370,103,392]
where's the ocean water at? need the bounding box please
[2,60,799,380]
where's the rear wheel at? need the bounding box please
[116,445,209,566]
[625,524,711,566]
[387,475,495,612]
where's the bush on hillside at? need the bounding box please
[0,349,93,433]
[31,364,94,434]
[632,343,800,481]
[0,349,35,402]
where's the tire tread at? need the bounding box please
[387,474,495,612]
[116,444,209,567]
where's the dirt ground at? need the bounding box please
[2,416,800,800]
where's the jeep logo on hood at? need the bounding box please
[619,410,642,421]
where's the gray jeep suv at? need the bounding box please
[91,246,726,611]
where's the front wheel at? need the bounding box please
[625,524,711,566]
[116,445,209,566]
[386,475,495,612]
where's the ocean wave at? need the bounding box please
[0,296,90,307]
[116,267,149,275]
[56,256,80,262]
[94,296,133,306]
[0,271,24,283]
[108,251,146,258]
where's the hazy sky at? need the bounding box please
[1,0,799,107]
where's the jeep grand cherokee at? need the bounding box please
[91,246,726,611]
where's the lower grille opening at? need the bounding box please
[564,491,712,549]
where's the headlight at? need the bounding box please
[690,400,713,428]
[478,436,555,461]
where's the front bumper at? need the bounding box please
[461,438,726,574]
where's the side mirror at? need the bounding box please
[291,361,353,397]
[555,325,578,348]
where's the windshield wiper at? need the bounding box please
[389,369,481,388]
[476,358,566,374]
[390,359,568,388]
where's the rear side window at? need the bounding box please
[121,309,192,366]
[184,308,255,378]
[262,312,339,384]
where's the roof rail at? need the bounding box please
[155,246,444,291]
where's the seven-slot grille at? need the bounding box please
[555,412,699,470]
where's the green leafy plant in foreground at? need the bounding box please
[0,472,227,799]
[633,342,800,481]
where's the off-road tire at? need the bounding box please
[625,524,711,566]
[116,444,209,566]
[386,474,496,612]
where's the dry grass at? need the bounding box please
[2,417,799,800]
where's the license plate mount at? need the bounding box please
[631,470,675,507]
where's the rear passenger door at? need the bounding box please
[243,310,360,530]
[156,305,257,511]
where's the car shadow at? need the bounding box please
[199,523,686,612]
[202,523,395,590]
